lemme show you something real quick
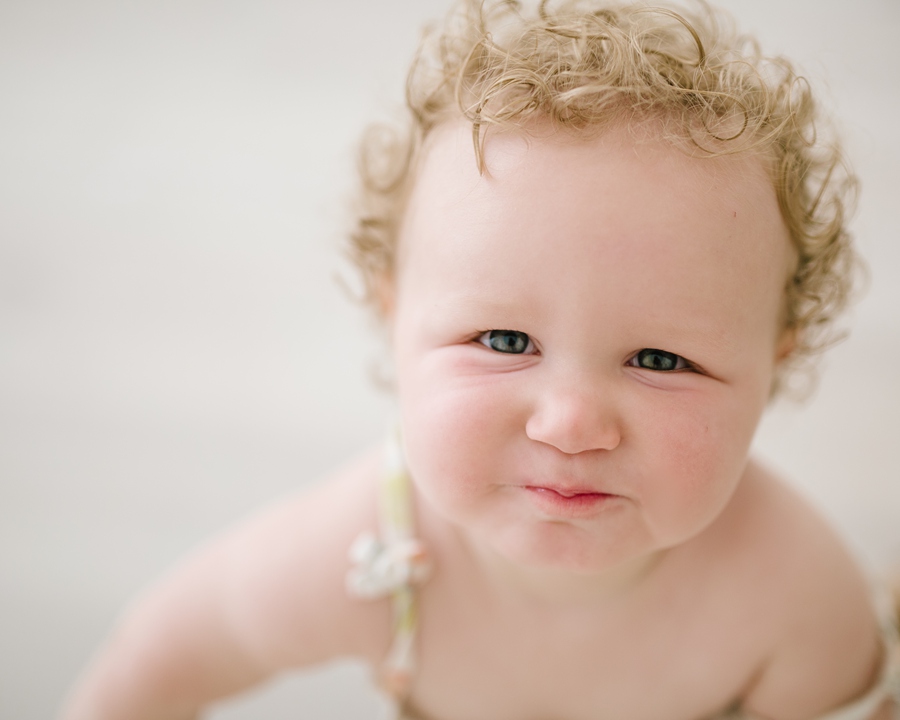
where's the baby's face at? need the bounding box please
[389,121,793,574]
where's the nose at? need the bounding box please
[525,377,622,455]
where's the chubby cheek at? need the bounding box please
[637,389,760,543]
[396,363,520,519]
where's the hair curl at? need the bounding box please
[348,0,859,395]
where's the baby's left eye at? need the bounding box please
[627,348,690,372]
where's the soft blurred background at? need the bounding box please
[1,0,897,717]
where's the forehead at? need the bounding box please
[395,120,791,339]
[401,121,786,259]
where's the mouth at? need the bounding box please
[522,485,621,518]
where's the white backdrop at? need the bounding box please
[1,1,898,717]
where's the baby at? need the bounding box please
[63,1,900,719]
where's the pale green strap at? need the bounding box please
[379,428,429,697]
[345,429,431,700]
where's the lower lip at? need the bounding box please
[523,486,619,518]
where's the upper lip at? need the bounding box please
[524,484,615,497]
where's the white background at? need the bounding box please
[1,0,898,717]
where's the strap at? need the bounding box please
[346,429,431,699]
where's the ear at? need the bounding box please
[775,326,798,363]
[374,271,396,320]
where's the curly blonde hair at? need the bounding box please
[348,0,858,393]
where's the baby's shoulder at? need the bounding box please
[715,460,883,717]
[207,447,393,670]
[724,460,873,606]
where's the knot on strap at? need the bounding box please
[346,532,432,599]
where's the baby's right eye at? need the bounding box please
[477,330,535,355]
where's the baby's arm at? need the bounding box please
[61,450,388,720]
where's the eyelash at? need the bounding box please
[477,331,695,373]
[625,348,693,373]
[477,329,537,355]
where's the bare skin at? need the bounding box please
[61,123,893,720]
[62,455,887,720]
[408,460,884,720]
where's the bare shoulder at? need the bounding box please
[186,446,392,670]
[727,459,883,718]
[63,448,392,718]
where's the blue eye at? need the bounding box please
[629,348,688,372]
[479,330,535,354]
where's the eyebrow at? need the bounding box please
[428,291,539,324]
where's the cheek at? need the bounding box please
[396,368,517,512]
[397,347,527,450]
[639,391,759,535]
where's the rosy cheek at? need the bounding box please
[406,356,519,435]
[400,383,496,499]
[642,400,738,522]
